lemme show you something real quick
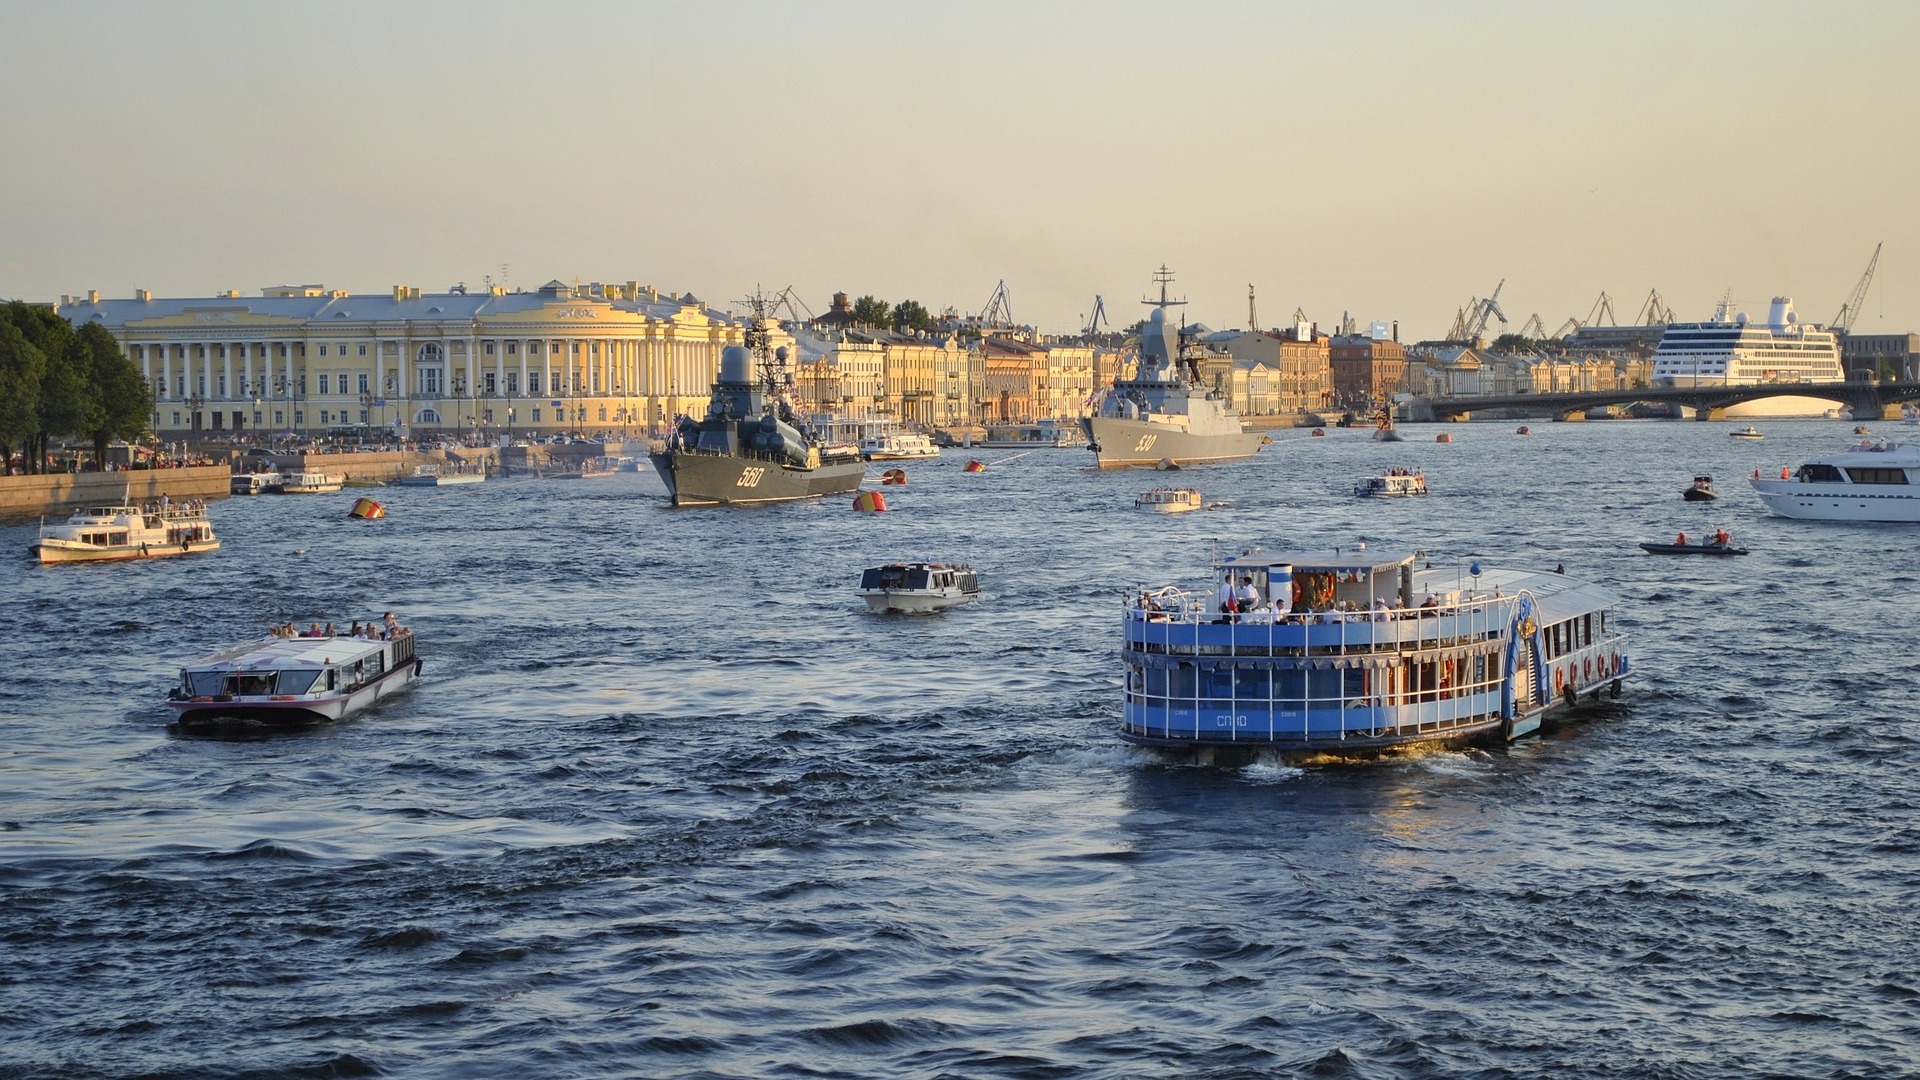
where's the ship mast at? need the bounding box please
[735,287,789,404]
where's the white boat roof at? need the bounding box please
[1815,441,1918,465]
[1218,548,1418,574]
[182,634,389,671]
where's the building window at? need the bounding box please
[172,412,181,426]
[484,372,496,394]
[254,412,263,426]
[532,407,542,422]
[319,345,328,356]
[317,374,329,394]
[294,411,303,425]
[598,406,607,421]
[274,410,284,425]
[357,344,367,356]
[355,373,368,394]
[484,342,495,356]
[506,372,519,394]
[482,409,493,424]
[359,409,368,423]
[319,411,329,424]
[529,373,542,394]
[507,343,517,355]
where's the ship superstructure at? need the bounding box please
[1650,296,1844,417]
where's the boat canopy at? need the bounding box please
[1216,549,1417,576]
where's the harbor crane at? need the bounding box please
[979,279,1015,329]
[1447,279,1508,342]
[1518,313,1547,340]
[1083,295,1109,338]
[1832,242,1882,333]
[1584,290,1618,327]
[1634,289,1674,326]
[1552,317,1581,339]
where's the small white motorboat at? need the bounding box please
[859,562,980,614]
[1731,426,1764,440]
[279,471,345,494]
[1136,487,1202,514]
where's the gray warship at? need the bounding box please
[1083,267,1266,469]
[651,307,866,507]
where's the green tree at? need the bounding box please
[891,299,932,333]
[78,321,150,464]
[0,319,46,475]
[851,295,890,327]
[5,301,98,472]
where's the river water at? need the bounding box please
[3,419,1916,1079]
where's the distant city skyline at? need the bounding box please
[3,1,1914,340]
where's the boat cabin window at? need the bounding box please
[276,670,322,695]
[1844,467,1909,485]
[234,673,277,696]
[1798,464,1844,482]
[185,671,226,697]
[325,669,338,691]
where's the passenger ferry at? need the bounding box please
[1121,546,1629,757]
[1355,468,1427,497]
[279,471,344,494]
[396,463,485,486]
[168,623,421,730]
[1137,487,1203,514]
[859,425,941,461]
[859,562,980,613]
[231,470,281,495]
[980,420,1081,449]
[1649,296,1845,418]
[32,499,219,564]
[1750,441,1920,522]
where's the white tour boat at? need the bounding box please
[168,623,421,730]
[1355,468,1427,497]
[1749,441,1920,522]
[32,499,219,564]
[1731,425,1764,440]
[859,562,981,614]
[859,426,941,461]
[1649,296,1845,417]
[396,463,485,486]
[1137,487,1203,514]
[1121,546,1630,757]
[231,470,281,495]
[279,471,345,494]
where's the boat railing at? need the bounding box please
[1127,587,1519,657]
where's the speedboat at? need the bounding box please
[1682,475,1717,501]
[1355,468,1427,497]
[168,622,421,731]
[1750,441,1920,522]
[1119,546,1629,757]
[1731,426,1764,440]
[859,562,980,614]
[1136,487,1202,513]
[31,499,218,564]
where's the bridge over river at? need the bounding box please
[1414,381,1920,422]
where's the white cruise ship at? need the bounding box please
[1649,296,1844,418]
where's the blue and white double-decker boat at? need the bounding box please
[1121,545,1630,757]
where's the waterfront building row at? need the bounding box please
[56,281,750,439]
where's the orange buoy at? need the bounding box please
[1310,428,1325,437]
[348,497,385,519]
[852,490,887,512]
[1436,433,1453,443]
[963,460,986,473]
[1516,426,1532,435]
[881,468,908,485]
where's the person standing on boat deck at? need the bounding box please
[383,612,400,639]
[1217,577,1238,617]
[1235,576,1261,613]
[1675,531,1688,546]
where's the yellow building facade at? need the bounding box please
[57,280,747,439]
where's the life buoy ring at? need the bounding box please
[1554,667,1565,695]
[1610,652,1619,676]
[1584,656,1593,682]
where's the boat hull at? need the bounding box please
[649,449,866,506]
[861,591,979,614]
[169,657,421,731]
[1082,416,1264,469]
[1750,478,1920,522]
[34,538,220,564]
[1638,542,1748,555]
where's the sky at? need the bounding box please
[2,0,1915,339]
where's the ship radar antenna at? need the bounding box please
[735,285,788,398]
[1143,265,1188,310]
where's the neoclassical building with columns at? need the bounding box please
[55,279,748,439]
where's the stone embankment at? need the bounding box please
[0,466,231,522]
